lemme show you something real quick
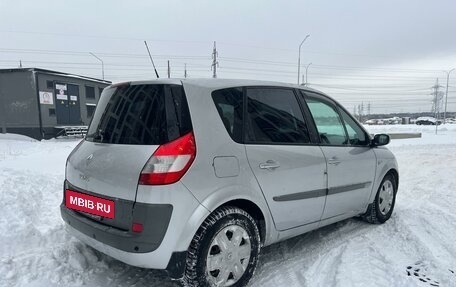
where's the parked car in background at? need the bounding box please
[386,117,401,125]
[364,119,377,125]
[61,79,399,287]
[415,117,441,125]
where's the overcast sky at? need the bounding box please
[1,0,456,114]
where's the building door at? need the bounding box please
[67,84,81,124]
[55,83,70,125]
[54,83,81,125]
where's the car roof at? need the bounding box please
[128,77,324,94]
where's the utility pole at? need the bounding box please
[19,60,22,68]
[367,102,371,116]
[167,60,170,78]
[357,104,361,122]
[211,41,219,78]
[431,78,444,134]
[305,62,312,86]
[444,68,455,124]
[184,63,188,78]
[297,35,310,85]
[359,102,364,123]
[431,79,443,117]
[89,52,104,80]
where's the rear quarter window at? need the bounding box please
[212,87,244,143]
[86,84,192,145]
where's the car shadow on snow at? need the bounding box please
[71,242,179,287]
[77,217,372,287]
[250,217,377,286]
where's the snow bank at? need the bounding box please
[364,123,456,134]
[0,133,37,142]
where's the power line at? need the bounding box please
[0,29,210,45]
[0,29,419,60]
[0,48,210,60]
[220,57,442,73]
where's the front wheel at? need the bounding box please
[183,206,261,287]
[362,174,397,224]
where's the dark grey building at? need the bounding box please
[0,68,111,139]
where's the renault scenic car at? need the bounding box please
[61,79,399,287]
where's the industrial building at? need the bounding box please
[0,68,111,139]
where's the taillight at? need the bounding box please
[139,132,196,185]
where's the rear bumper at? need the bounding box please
[61,180,210,273]
[60,202,172,253]
[64,222,187,278]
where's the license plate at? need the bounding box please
[65,189,115,219]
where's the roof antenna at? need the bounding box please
[144,40,159,78]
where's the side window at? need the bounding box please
[305,96,347,145]
[246,88,310,144]
[339,108,369,146]
[212,88,244,143]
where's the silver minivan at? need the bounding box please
[61,79,398,287]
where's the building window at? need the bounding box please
[86,104,96,118]
[85,86,95,99]
[49,108,56,116]
[99,87,104,96]
[46,81,53,89]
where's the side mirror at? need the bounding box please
[372,134,390,146]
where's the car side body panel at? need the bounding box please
[368,147,399,206]
[179,81,277,246]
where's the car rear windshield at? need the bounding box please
[86,84,192,145]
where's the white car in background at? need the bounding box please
[364,119,377,125]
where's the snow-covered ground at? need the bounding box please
[0,125,455,287]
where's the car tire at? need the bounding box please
[362,173,397,224]
[182,206,261,287]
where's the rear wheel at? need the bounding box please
[183,206,261,287]
[362,174,397,224]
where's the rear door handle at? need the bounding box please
[328,157,341,166]
[259,160,280,170]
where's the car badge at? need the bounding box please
[86,154,94,165]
